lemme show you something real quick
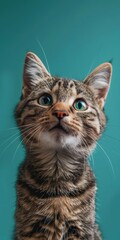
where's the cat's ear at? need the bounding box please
[84,63,112,108]
[22,52,51,97]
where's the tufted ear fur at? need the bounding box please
[22,52,51,97]
[84,63,112,109]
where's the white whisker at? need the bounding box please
[37,39,51,74]
[81,136,95,170]
[0,131,20,149]
[11,125,41,163]
[0,133,21,158]
[96,142,115,177]
[0,126,36,158]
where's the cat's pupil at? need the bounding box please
[39,94,52,106]
[78,102,82,109]
[44,97,50,104]
[74,99,87,111]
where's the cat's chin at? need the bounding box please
[38,131,80,150]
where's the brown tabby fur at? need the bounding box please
[15,52,112,240]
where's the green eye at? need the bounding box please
[38,94,53,106]
[74,99,87,111]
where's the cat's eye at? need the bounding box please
[38,94,53,107]
[74,98,87,111]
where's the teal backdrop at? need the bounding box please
[0,1,120,239]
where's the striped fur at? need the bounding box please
[14,52,112,239]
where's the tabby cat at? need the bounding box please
[15,52,112,240]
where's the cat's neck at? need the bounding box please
[25,142,90,183]
[21,144,95,199]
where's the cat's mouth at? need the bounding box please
[49,123,68,134]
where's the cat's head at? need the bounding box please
[16,52,112,154]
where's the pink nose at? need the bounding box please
[52,110,69,120]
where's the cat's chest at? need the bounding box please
[34,196,85,221]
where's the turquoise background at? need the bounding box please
[0,0,120,239]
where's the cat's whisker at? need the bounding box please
[0,124,38,150]
[0,131,20,149]
[37,39,51,74]
[86,61,95,77]
[96,142,115,177]
[71,120,81,128]
[104,133,120,142]
[1,126,18,131]
[4,123,35,130]
[80,136,95,170]
[63,122,80,134]
[0,133,22,158]
[28,126,43,151]
[11,137,25,163]
[86,132,115,177]
[18,117,50,128]
[86,142,95,167]
[107,123,120,128]
[0,126,36,158]
[11,125,41,163]
[16,117,49,128]
[83,132,115,175]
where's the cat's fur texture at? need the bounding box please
[15,52,112,240]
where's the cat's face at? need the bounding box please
[16,52,112,153]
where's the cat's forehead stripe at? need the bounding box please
[52,79,77,95]
[51,78,93,101]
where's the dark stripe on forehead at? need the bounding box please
[73,80,83,94]
[52,77,61,88]
[52,78,76,90]
[63,79,69,88]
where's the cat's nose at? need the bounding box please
[52,110,69,120]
